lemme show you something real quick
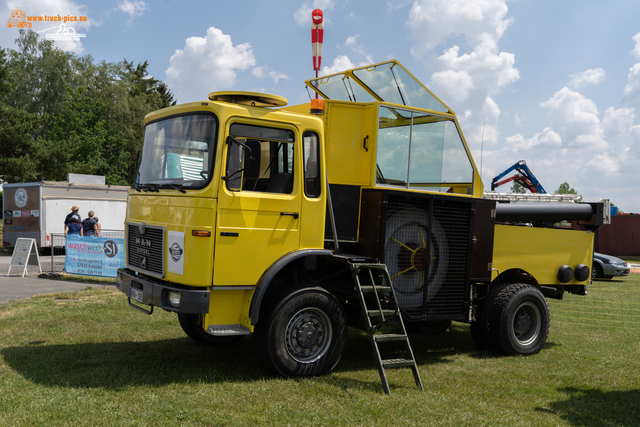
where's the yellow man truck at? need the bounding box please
[116,60,607,379]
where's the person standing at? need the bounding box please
[82,210,98,237]
[93,217,102,237]
[65,205,81,226]
[65,217,83,236]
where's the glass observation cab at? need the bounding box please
[307,61,475,194]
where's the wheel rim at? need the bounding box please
[511,302,541,346]
[285,308,333,363]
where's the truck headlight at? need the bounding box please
[168,291,180,308]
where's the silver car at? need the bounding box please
[592,252,630,279]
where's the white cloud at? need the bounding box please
[343,35,365,55]
[491,88,640,210]
[407,0,512,56]
[3,0,94,53]
[430,68,474,104]
[504,128,562,151]
[116,0,148,25]
[294,0,334,26]
[165,27,256,103]
[622,63,640,104]
[319,55,374,76]
[252,66,291,84]
[569,68,605,88]
[632,31,640,58]
[513,113,521,126]
[622,32,640,105]
[540,87,606,148]
[320,55,356,75]
[406,0,519,148]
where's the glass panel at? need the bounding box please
[303,132,321,198]
[225,139,244,191]
[309,75,376,103]
[376,106,474,192]
[355,65,405,106]
[441,121,474,183]
[353,63,449,113]
[310,75,352,101]
[230,123,294,142]
[392,65,450,113]
[376,107,410,186]
[408,119,445,190]
[139,114,217,189]
[227,124,295,194]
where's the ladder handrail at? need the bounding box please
[350,262,423,395]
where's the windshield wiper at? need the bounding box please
[166,184,186,193]
[134,183,159,192]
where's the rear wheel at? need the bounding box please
[487,284,550,356]
[253,288,348,377]
[178,313,244,345]
[470,284,507,350]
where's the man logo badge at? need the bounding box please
[169,243,183,262]
[141,257,147,269]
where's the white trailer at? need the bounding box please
[2,174,129,248]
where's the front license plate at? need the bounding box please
[130,287,144,304]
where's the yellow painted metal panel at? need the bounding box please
[324,101,376,186]
[492,224,594,284]
[127,194,216,287]
[204,289,255,330]
[214,187,301,287]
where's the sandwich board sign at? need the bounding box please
[7,238,41,277]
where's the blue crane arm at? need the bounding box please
[491,160,547,193]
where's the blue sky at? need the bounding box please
[3,0,640,212]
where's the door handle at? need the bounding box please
[280,212,299,219]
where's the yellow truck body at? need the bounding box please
[116,60,607,376]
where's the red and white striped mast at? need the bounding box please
[311,9,324,99]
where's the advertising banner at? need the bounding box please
[65,236,124,277]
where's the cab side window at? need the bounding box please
[303,131,321,198]
[225,123,295,194]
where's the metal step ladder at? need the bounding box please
[350,262,423,395]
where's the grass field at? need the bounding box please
[1,275,639,426]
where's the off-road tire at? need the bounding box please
[178,313,244,345]
[253,287,348,377]
[469,283,509,350]
[487,283,550,356]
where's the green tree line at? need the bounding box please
[0,30,175,186]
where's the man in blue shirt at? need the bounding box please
[82,210,98,237]
[65,205,81,226]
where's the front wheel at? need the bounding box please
[592,264,603,280]
[253,288,348,377]
[178,313,244,345]
[487,283,550,356]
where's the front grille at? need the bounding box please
[127,223,165,277]
[381,193,472,320]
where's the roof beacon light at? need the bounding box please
[310,98,324,114]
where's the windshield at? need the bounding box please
[138,113,217,189]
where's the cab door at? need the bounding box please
[213,122,301,287]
